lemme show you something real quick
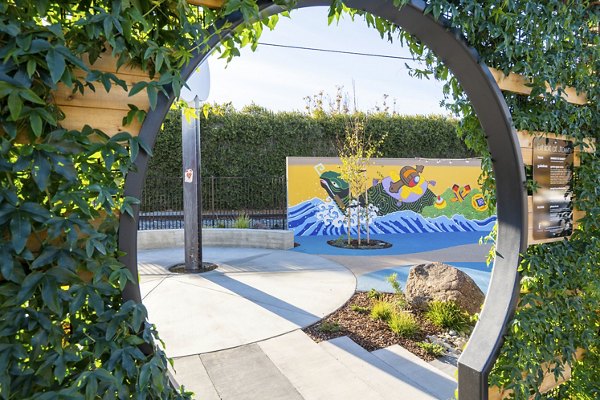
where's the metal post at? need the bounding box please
[182,97,203,271]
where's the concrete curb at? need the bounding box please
[137,228,294,250]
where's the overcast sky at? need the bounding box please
[201,7,449,116]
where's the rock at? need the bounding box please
[448,330,458,337]
[405,262,485,315]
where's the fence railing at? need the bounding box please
[139,175,287,230]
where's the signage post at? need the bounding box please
[181,64,210,272]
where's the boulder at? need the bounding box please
[405,262,485,315]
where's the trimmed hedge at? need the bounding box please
[145,106,472,210]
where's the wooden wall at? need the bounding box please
[53,51,151,137]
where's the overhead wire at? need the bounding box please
[257,42,419,62]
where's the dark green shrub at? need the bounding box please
[318,321,341,333]
[350,304,370,314]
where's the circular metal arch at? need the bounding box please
[118,1,528,398]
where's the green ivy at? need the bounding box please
[330,0,599,397]
[0,0,291,398]
[1,0,598,398]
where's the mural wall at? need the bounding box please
[287,157,497,236]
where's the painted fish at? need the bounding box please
[319,168,437,215]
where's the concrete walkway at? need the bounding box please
[139,244,474,399]
[139,247,356,356]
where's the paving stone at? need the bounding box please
[172,355,220,400]
[201,344,302,400]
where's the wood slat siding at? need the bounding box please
[517,131,593,246]
[489,67,588,105]
[56,52,151,136]
[58,105,143,136]
[54,71,150,112]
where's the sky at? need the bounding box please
[200,7,449,116]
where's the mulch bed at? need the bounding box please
[327,239,392,250]
[303,292,442,361]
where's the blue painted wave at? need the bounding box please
[288,198,497,236]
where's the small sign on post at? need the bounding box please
[184,168,194,183]
[532,137,574,240]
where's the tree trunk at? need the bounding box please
[347,206,351,245]
[357,201,361,245]
[365,181,370,244]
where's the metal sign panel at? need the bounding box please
[532,137,574,240]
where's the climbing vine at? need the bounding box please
[336,1,599,398]
[0,0,597,399]
[0,0,288,398]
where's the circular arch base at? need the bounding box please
[118,2,527,399]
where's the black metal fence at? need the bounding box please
[139,175,287,230]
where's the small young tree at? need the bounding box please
[338,115,385,245]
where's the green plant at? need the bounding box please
[425,300,468,331]
[232,213,251,228]
[386,272,403,296]
[388,311,420,338]
[146,111,467,211]
[417,341,446,358]
[337,114,387,245]
[2,1,597,398]
[350,304,370,314]
[318,321,341,333]
[0,0,284,397]
[370,301,395,322]
[367,288,384,300]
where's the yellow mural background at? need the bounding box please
[287,157,484,207]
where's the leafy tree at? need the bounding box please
[337,115,385,245]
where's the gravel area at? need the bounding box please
[303,292,444,361]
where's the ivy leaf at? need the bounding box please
[45,48,66,84]
[20,202,51,222]
[32,152,51,190]
[105,319,119,341]
[139,365,151,390]
[41,277,62,315]
[109,132,131,142]
[10,211,31,254]
[32,247,59,269]
[53,354,66,383]
[128,81,146,97]
[30,112,43,136]
[29,39,51,54]
[0,203,16,225]
[16,271,43,305]
[146,85,157,110]
[7,92,22,120]
[19,87,45,104]
[35,0,50,16]
[0,246,20,283]
[85,375,98,400]
[132,305,146,332]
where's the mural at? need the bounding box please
[287,157,496,236]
